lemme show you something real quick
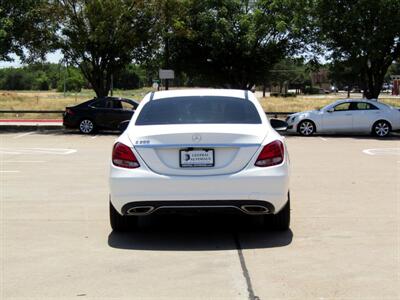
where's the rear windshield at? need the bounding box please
[135,96,262,125]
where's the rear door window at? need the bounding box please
[110,100,122,109]
[136,96,262,125]
[355,102,378,110]
[121,100,136,110]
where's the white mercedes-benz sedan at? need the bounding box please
[286,99,400,137]
[109,89,290,231]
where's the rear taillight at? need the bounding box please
[255,140,284,167]
[112,142,140,169]
[66,108,75,115]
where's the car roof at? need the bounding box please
[349,98,377,102]
[93,96,139,103]
[150,89,250,100]
[332,98,378,105]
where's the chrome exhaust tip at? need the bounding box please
[126,206,155,216]
[240,205,269,215]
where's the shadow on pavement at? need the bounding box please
[49,129,120,136]
[108,214,293,251]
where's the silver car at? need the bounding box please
[286,99,400,137]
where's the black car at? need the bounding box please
[63,97,139,134]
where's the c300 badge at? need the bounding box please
[135,140,150,145]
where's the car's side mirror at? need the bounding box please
[270,119,288,131]
[118,120,130,132]
[327,108,334,113]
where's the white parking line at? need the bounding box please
[0,151,20,155]
[13,132,35,139]
[319,137,328,141]
[2,161,46,163]
[0,148,77,155]
[91,135,98,139]
[363,148,400,156]
[0,170,20,173]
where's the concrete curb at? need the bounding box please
[0,125,64,132]
[0,120,63,132]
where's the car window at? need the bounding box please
[91,100,107,108]
[111,100,122,109]
[355,102,378,110]
[334,102,351,111]
[121,100,135,110]
[135,96,262,125]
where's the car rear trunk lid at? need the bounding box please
[128,124,266,176]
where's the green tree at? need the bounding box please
[328,61,361,97]
[0,0,58,62]
[165,0,307,88]
[385,61,400,82]
[314,0,400,99]
[56,0,155,97]
[32,71,50,90]
[269,58,309,94]
[0,68,34,90]
[57,68,85,92]
[114,64,147,89]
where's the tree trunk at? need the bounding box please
[363,68,384,99]
[92,72,110,98]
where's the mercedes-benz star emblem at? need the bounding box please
[192,134,201,142]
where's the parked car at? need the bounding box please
[109,89,291,231]
[286,99,400,137]
[63,97,139,134]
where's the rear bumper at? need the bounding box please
[121,200,276,215]
[62,114,80,128]
[109,163,290,215]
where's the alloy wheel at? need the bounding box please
[374,122,390,137]
[299,121,315,136]
[79,119,94,134]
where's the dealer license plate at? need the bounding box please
[179,149,214,168]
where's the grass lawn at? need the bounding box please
[0,88,153,119]
[0,88,399,119]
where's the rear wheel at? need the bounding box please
[298,120,315,136]
[264,194,290,231]
[79,119,95,134]
[372,120,391,137]
[109,201,138,231]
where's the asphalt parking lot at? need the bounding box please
[1,131,399,299]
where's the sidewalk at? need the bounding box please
[0,119,63,131]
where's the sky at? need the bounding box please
[0,50,63,68]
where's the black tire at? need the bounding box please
[264,194,290,231]
[372,120,391,137]
[79,119,96,134]
[109,201,138,232]
[297,120,315,136]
